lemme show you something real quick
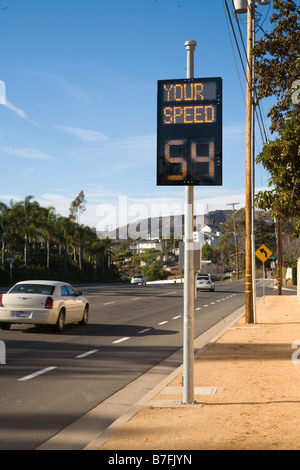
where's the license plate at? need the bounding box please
[15,311,28,318]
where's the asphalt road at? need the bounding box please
[0,279,288,450]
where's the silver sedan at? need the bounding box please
[196,275,215,292]
[0,280,89,332]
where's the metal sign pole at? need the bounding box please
[183,40,196,405]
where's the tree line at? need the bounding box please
[0,193,114,285]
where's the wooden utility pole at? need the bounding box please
[245,0,254,323]
[227,203,239,280]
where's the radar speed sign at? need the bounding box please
[157,77,222,186]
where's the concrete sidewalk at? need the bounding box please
[97,294,300,451]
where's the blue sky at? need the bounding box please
[0,0,273,232]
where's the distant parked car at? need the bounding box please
[0,280,89,332]
[197,275,215,292]
[131,274,147,285]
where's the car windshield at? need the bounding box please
[9,284,55,295]
[197,276,209,280]
[134,275,143,278]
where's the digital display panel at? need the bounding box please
[157,78,222,186]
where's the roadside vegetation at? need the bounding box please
[0,193,115,286]
[0,193,298,286]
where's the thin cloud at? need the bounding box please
[57,126,108,142]
[1,80,37,124]
[3,147,55,160]
[224,123,245,141]
[3,100,38,125]
[31,70,91,103]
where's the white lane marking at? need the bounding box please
[158,321,168,325]
[210,302,216,305]
[18,366,57,382]
[132,297,141,301]
[196,307,201,311]
[157,291,176,296]
[75,349,99,359]
[103,302,115,306]
[113,337,130,344]
[172,315,181,319]
[203,304,209,307]
[138,328,152,334]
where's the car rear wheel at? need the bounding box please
[79,305,88,326]
[0,322,11,330]
[54,309,65,332]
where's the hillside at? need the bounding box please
[98,210,233,240]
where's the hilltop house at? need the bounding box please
[199,224,221,248]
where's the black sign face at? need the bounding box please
[157,78,222,186]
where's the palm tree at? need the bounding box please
[55,216,77,275]
[12,196,41,267]
[73,224,96,273]
[40,206,57,273]
[86,235,113,278]
[3,196,41,267]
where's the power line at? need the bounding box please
[223,0,248,84]
[222,0,246,103]
[223,0,269,147]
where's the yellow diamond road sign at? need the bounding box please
[255,244,273,263]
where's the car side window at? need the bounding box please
[66,286,76,296]
[61,285,69,296]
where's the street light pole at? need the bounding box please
[183,40,196,405]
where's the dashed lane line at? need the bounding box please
[138,328,152,334]
[157,291,177,296]
[18,366,57,382]
[75,349,100,359]
[112,337,130,344]
[17,293,240,381]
